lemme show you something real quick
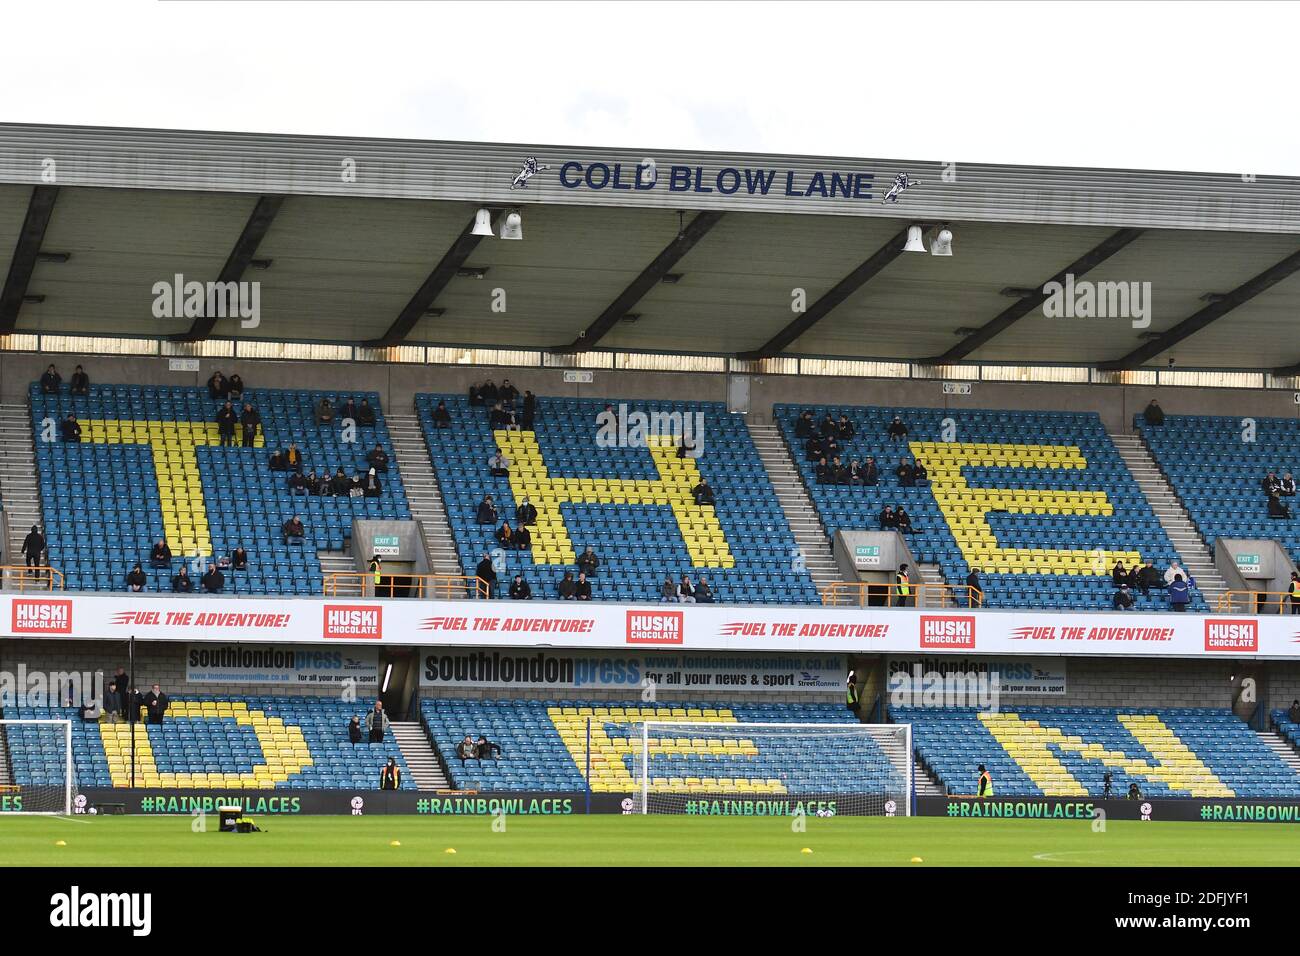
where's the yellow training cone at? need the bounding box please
[55,840,67,846]
[445,848,457,854]
[390,841,401,847]
[801,847,812,854]
[910,856,923,863]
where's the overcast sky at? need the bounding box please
[4,1,1296,175]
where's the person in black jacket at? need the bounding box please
[21,526,44,570]
[240,403,260,447]
[1113,583,1135,610]
[216,402,237,447]
[282,516,306,545]
[692,479,715,506]
[794,411,815,439]
[516,497,537,526]
[70,365,90,395]
[39,364,61,394]
[879,506,897,529]
[357,398,376,427]
[362,468,383,498]
[126,563,146,592]
[558,571,577,600]
[201,564,225,593]
[509,574,532,599]
[60,415,81,442]
[887,416,908,441]
[574,572,592,601]
[1269,494,1291,519]
[895,506,914,533]
[329,467,349,496]
[149,539,172,568]
[207,371,228,400]
[366,444,389,473]
[231,545,248,571]
[515,525,532,551]
[820,413,837,438]
[521,391,537,429]
[896,459,915,487]
[1142,400,1164,426]
[433,400,452,428]
[348,716,363,744]
[226,373,244,400]
[577,547,600,578]
[837,414,855,440]
[468,383,485,406]
[476,735,503,759]
[695,577,714,604]
[475,553,498,597]
[966,568,984,608]
[144,684,169,725]
[805,435,825,462]
[172,566,194,593]
[476,495,498,525]
[862,456,879,486]
[815,457,832,484]
[288,470,309,495]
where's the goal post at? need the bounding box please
[0,719,75,815]
[630,721,912,817]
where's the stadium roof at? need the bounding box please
[1,122,1299,370]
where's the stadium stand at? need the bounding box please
[1137,413,1300,563]
[4,696,414,789]
[897,706,1300,798]
[777,404,1203,610]
[31,383,411,594]
[416,394,817,603]
[422,698,859,793]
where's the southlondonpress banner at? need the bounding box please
[418,647,844,692]
[184,643,379,686]
[887,656,1068,695]
[0,594,1296,659]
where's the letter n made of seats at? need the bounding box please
[494,430,734,567]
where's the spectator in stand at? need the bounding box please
[60,414,81,442]
[40,364,62,394]
[805,434,826,463]
[1112,560,1131,588]
[1270,494,1292,519]
[201,564,225,594]
[301,469,320,495]
[820,412,837,438]
[144,684,169,725]
[357,398,376,427]
[268,449,286,471]
[21,526,45,570]
[895,506,914,533]
[149,539,172,568]
[475,552,498,597]
[499,379,519,405]
[1136,560,1161,597]
[240,403,260,448]
[896,458,915,487]
[558,571,577,600]
[837,414,855,440]
[521,391,537,429]
[677,575,696,604]
[315,396,335,425]
[509,574,532,600]
[577,547,600,577]
[477,735,503,760]
[1288,573,1300,615]
[847,459,865,486]
[362,467,382,498]
[456,735,478,764]
[692,478,715,505]
[887,415,908,442]
[815,457,832,484]
[516,497,537,526]
[1290,699,1300,723]
[330,467,350,496]
[172,566,194,593]
[216,401,238,447]
[378,757,402,791]
[468,383,485,406]
[231,545,248,571]
[207,371,228,400]
[894,565,913,607]
[481,381,500,404]
[1164,561,1192,589]
[489,402,509,429]
[862,456,879,486]
[282,515,305,545]
[285,442,301,472]
[912,460,929,486]
[795,411,815,439]
[824,435,841,460]
[226,373,244,401]
[879,505,897,530]
[1283,473,1298,497]
[348,716,363,744]
[366,443,389,473]
[496,521,516,550]
[348,469,366,498]
[488,448,510,477]
[1263,471,1282,497]
[661,576,679,602]
[433,400,452,428]
[366,701,390,743]
[1113,583,1135,610]
[103,682,122,724]
[340,397,358,425]
[1127,783,1142,800]
[476,495,498,525]
[70,365,90,395]
[1142,400,1164,426]
[314,471,334,496]
[966,568,984,608]
[126,563,146,592]
[1167,573,1191,611]
[695,577,714,603]
[574,572,592,601]
[514,524,531,551]
[831,457,849,485]
[288,470,309,495]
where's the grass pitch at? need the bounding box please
[0,814,1295,866]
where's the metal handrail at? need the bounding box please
[0,565,65,591]
[322,572,489,599]
[821,581,979,608]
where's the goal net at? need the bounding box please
[0,719,75,814]
[629,721,912,816]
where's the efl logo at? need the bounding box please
[627,610,683,645]
[12,599,72,634]
[323,605,382,640]
[1204,619,1257,652]
[919,615,976,650]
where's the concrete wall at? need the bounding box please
[7,352,1300,433]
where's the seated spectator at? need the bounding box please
[348,717,363,744]
[887,415,908,441]
[824,436,841,460]
[574,572,592,601]
[577,547,600,577]
[201,564,225,594]
[895,506,914,533]
[912,461,929,485]
[498,379,518,404]
[70,365,90,395]
[172,566,194,593]
[149,539,172,568]
[282,516,306,545]
[240,403,260,447]
[330,467,350,496]
[660,577,677,602]
[692,479,715,505]
[433,400,452,428]
[489,402,509,429]
[805,435,826,462]
[347,470,365,498]
[476,495,498,525]
[366,443,389,473]
[558,571,577,600]
[695,577,714,604]
[496,521,516,550]
[310,471,330,496]
[837,414,855,440]
[896,458,915,487]
[482,380,500,404]
[1167,573,1191,611]
[1142,400,1164,426]
[815,457,832,484]
[301,469,320,495]
[208,371,229,400]
[357,398,376,427]
[1283,473,1298,497]
[1112,583,1134,610]
[820,412,837,438]
[521,391,537,429]
[475,553,498,597]
[879,505,897,529]
[794,411,815,439]
[216,401,237,447]
[362,467,383,498]
[227,373,244,400]
[288,470,309,495]
[1269,494,1291,519]
[862,456,879,486]
[831,457,849,485]
[315,396,335,425]
[1136,561,1161,596]
[340,397,358,425]
[1290,699,1300,723]
[477,735,503,759]
[1163,561,1192,588]
[285,442,302,472]
[847,459,864,485]
[40,364,61,394]
[468,383,485,406]
[488,448,510,477]
[60,415,81,442]
[1263,471,1281,497]
[677,575,696,604]
[126,563,146,592]
[456,735,478,764]
[516,497,537,526]
[1127,783,1142,800]
[509,574,532,600]
[268,449,286,471]
[1111,560,1132,588]
[514,524,532,551]
[230,545,248,571]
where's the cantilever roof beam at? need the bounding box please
[0,185,60,333]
